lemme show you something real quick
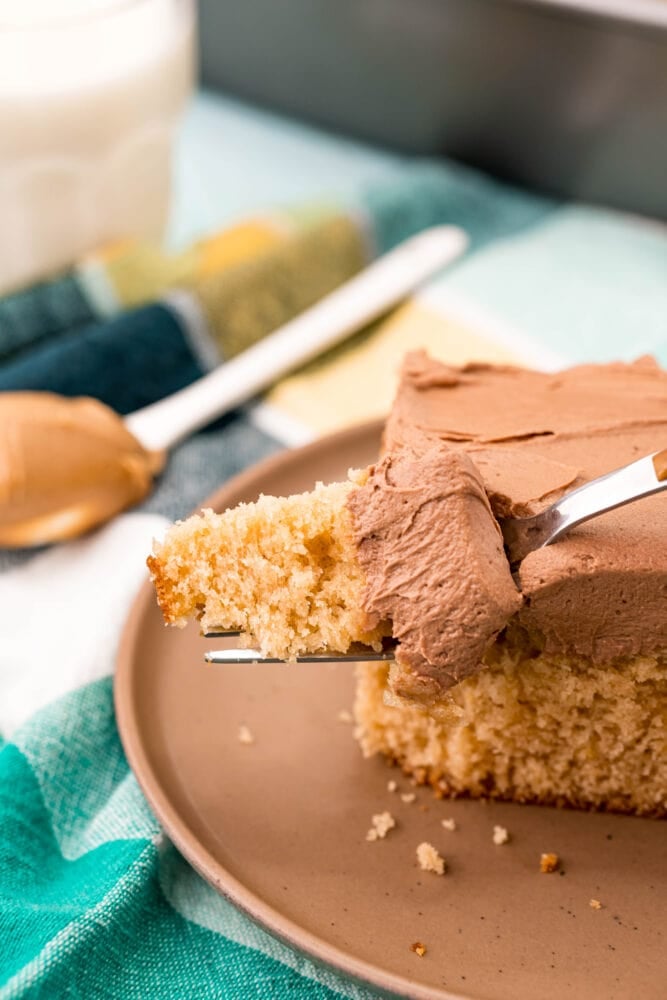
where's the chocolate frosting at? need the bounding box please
[0,393,163,546]
[347,447,521,701]
[380,351,667,667]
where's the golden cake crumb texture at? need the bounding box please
[353,639,667,817]
[416,842,446,875]
[237,725,254,745]
[493,825,509,845]
[366,811,396,842]
[540,852,560,874]
[148,479,390,658]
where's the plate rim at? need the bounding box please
[114,420,470,1000]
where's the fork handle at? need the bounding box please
[503,448,667,562]
[124,226,467,453]
[204,648,395,664]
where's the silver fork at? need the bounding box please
[499,445,667,563]
[204,446,667,664]
[204,637,397,664]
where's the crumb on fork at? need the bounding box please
[366,811,396,841]
[540,852,560,873]
[416,842,446,875]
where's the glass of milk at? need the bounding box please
[0,0,195,293]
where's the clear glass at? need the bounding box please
[0,0,195,293]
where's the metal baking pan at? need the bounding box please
[199,0,667,219]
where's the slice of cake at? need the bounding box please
[148,445,520,695]
[355,352,667,817]
[148,351,667,817]
[148,478,386,658]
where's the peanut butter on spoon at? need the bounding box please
[0,229,467,548]
[0,393,164,547]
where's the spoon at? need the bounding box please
[0,226,467,548]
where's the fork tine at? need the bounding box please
[203,629,242,637]
[204,647,396,664]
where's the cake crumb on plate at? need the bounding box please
[337,709,353,723]
[589,898,602,910]
[411,942,427,957]
[237,725,254,745]
[401,792,416,804]
[540,852,560,873]
[441,818,457,831]
[416,842,445,875]
[387,780,398,793]
[366,811,396,841]
[493,825,509,845]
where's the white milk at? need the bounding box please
[0,0,194,292]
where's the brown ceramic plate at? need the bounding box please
[115,421,666,1000]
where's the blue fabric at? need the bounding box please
[0,273,96,364]
[0,304,204,415]
[363,162,555,255]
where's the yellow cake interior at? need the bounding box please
[354,630,667,817]
[148,479,389,657]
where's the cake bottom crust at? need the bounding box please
[353,639,667,818]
